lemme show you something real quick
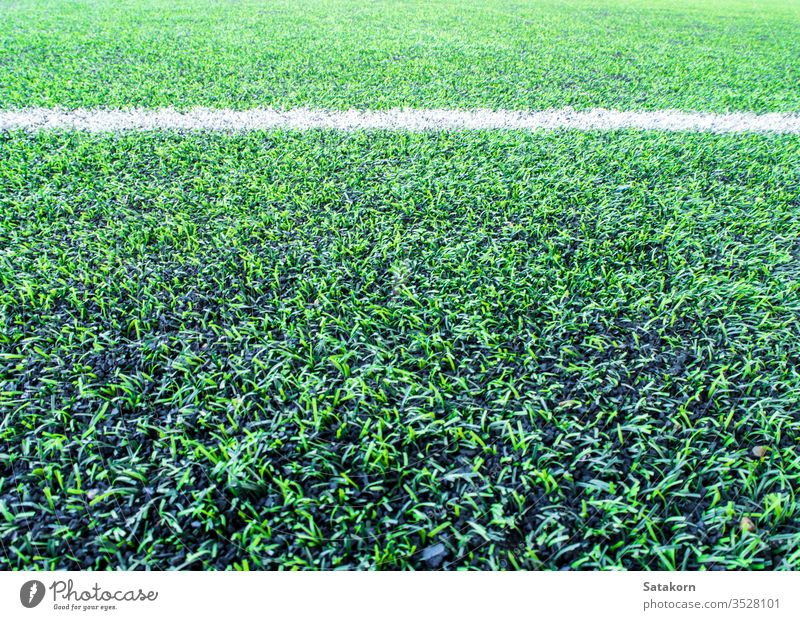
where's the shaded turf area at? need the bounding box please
[1,0,800,112]
[1,130,799,569]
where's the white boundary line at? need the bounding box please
[1,107,800,133]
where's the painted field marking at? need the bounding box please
[1,107,800,133]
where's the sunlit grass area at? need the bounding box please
[1,0,800,111]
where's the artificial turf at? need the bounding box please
[1,0,800,112]
[1,129,799,569]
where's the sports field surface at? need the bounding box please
[1,0,799,570]
[2,0,800,112]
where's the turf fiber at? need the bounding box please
[1,130,799,569]
[1,0,800,112]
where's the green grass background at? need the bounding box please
[2,130,799,569]
[1,0,800,111]
[2,0,800,571]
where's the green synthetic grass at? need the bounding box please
[1,130,799,569]
[1,0,800,112]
